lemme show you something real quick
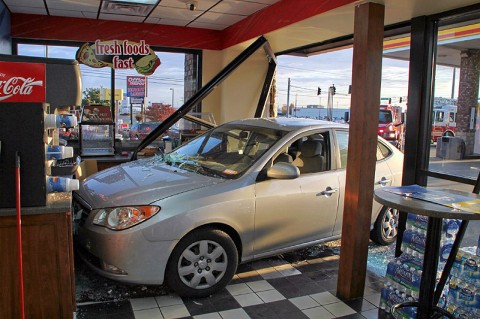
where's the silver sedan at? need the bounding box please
[73,117,403,297]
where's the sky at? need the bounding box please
[17,43,460,111]
[276,48,459,109]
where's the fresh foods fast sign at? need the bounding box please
[0,61,46,103]
[76,40,161,76]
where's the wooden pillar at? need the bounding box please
[337,2,384,299]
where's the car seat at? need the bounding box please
[292,140,324,174]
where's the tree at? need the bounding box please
[145,103,175,122]
[82,87,109,106]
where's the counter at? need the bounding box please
[0,193,76,319]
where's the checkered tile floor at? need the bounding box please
[76,253,392,319]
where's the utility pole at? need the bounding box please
[295,93,297,117]
[327,84,335,121]
[286,78,291,117]
[317,87,322,119]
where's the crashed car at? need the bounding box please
[73,117,403,297]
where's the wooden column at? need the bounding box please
[337,2,384,299]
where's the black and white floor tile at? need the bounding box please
[76,254,392,319]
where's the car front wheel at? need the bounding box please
[371,206,399,245]
[165,228,238,297]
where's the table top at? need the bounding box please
[374,187,480,220]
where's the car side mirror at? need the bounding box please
[267,162,300,179]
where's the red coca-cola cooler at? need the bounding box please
[0,56,81,208]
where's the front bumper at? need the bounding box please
[76,222,178,285]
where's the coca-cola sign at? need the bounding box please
[0,62,46,103]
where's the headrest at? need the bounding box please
[301,140,322,157]
[275,153,293,163]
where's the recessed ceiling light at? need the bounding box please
[102,0,157,16]
[111,0,158,4]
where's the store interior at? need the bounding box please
[0,0,480,318]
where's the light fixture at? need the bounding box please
[101,0,158,16]
[112,0,158,4]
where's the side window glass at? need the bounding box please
[377,140,392,160]
[449,112,455,123]
[290,132,329,174]
[270,132,331,175]
[335,130,349,169]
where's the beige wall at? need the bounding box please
[201,44,270,125]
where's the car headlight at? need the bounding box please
[92,206,160,230]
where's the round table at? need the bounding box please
[374,187,480,319]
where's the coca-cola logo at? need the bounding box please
[0,62,46,103]
[0,77,44,101]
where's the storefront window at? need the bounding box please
[428,18,480,185]
[276,34,410,152]
[16,42,200,152]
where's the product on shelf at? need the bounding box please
[46,176,79,193]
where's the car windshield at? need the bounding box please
[379,110,393,123]
[163,124,287,179]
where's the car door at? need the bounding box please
[253,131,340,256]
[332,129,394,236]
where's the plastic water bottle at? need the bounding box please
[477,234,479,257]
[46,176,79,193]
[444,219,461,238]
[44,114,78,129]
[45,145,74,160]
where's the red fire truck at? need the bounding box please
[431,104,457,143]
[378,105,403,148]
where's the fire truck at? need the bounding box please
[378,104,403,148]
[431,104,457,143]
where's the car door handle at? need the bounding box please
[377,177,391,186]
[318,187,338,196]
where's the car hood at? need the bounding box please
[76,157,226,209]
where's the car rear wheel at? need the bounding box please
[165,228,238,297]
[371,206,398,245]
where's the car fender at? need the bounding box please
[140,177,256,258]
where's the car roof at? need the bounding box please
[225,117,349,132]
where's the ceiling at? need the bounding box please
[2,0,281,31]
[4,0,480,59]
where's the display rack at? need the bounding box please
[79,105,115,156]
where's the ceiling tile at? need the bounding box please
[157,0,220,11]
[196,12,246,25]
[45,0,99,12]
[3,0,44,7]
[210,0,268,15]
[150,6,204,19]
[49,9,98,19]
[143,16,162,24]
[7,5,48,15]
[244,0,281,4]
[148,18,190,27]
[188,21,227,30]
[98,13,147,23]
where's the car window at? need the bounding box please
[335,130,349,169]
[334,130,390,168]
[377,140,392,160]
[273,131,330,175]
